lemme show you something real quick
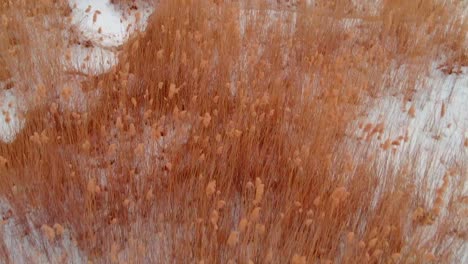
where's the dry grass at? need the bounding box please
[0,0,467,263]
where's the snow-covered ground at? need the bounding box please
[0,91,25,143]
[69,0,152,48]
[0,1,466,262]
[361,67,467,177]
[1,197,85,263]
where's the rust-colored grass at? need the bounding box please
[0,0,466,263]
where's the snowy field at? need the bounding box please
[0,0,466,262]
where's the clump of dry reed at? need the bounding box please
[0,0,467,263]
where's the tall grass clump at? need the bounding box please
[0,0,466,263]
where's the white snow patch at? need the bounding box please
[66,44,118,75]
[69,0,153,48]
[0,91,25,143]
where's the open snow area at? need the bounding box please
[0,91,24,143]
[69,0,153,48]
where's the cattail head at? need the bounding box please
[116,117,124,130]
[50,102,58,114]
[313,196,321,207]
[234,129,242,138]
[239,218,248,233]
[164,162,173,172]
[41,224,55,241]
[4,113,10,123]
[391,253,401,261]
[87,178,99,194]
[408,105,416,118]
[441,102,446,118]
[61,86,72,101]
[152,125,163,140]
[216,146,224,155]
[146,189,154,200]
[206,180,216,197]
[217,200,226,209]
[372,249,383,258]
[368,238,378,249]
[412,207,425,222]
[36,84,46,98]
[72,112,81,120]
[424,253,436,262]
[382,139,392,150]
[383,226,391,237]
[128,123,136,137]
[255,224,266,235]
[108,143,117,155]
[82,140,91,151]
[134,143,144,156]
[202,112,211,128]
[253,177,264,205]
[250,207,261,222]
[53,223,65,237]
[157,49,164,60]
[210,210,219,230]
[41,131,49,144]
[143,109,152,120]
[168,83,179,99]
[1,14,8,27]
[93,10,101,23]
[331,187,349,205]
[358,241,366,249]
[227,231,239,247]
[199,153,206,162]
[291,254,306,264]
